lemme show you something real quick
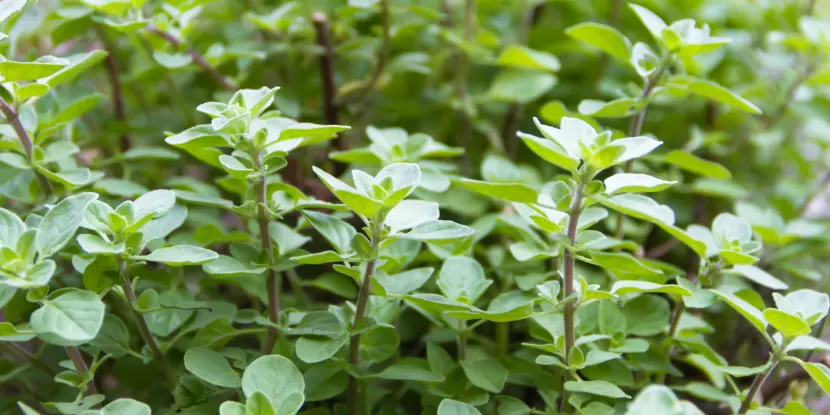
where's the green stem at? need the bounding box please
[3,342,57,377]
[738,352,783,414]
[560,182,585,414]
[0,97,54,197]
[615,58,670,241]
[118,257,177,386]
[65,346,98,395]
[457,319,468,360]
[285,269,310,307]
[247,140,280,355]
[348,219,382,415]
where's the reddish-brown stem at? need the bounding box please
[96,27,130,152]
[0,97,53,195]
[312,13,339,128]
[349,0,390,107]
[147,26,236,91]
[118,258,176,386]
[4,342,57,377]
[65,346,98,394]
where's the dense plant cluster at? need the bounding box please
[2,0,830,414]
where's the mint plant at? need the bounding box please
[2,1,830,415]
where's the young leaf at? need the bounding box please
[31,288,105,346]
[132,245,218,266]
[37,193,99,257]
[566,22,631,61]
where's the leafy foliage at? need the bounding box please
[1,0,830,414]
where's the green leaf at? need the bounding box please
[0,0,28,23]
[663,150,732,179]
[241,355,305,414]
[611,281,692,296]
[604,173,676,194]
[359,324,399,362]
[184,347,242,388]
[623,295,671,336]
[564,380,630,399]
[517,132,580,172]
[92,398,151,415]
[312,166,384,217]
[566,22,631,61]
[77,234,124,255]
[0,321,35,341]
[772,290,830,326]
[132,189,177,224]
[374,267,434,296]
[763,309,811,338]
[712,290,767,336]
[203,255,266,278]
[93,178,148,198]
[153,51,193,69]
[295,335,348,364]
[496,45,560,72]
[629,4,668,43]
[400,220,474,244]
[792,357,830,396]
[37,193,98,257]
[625,385,680,414]
[31,288,105,346]
[89,314,130,357]
[0,207,25,247]
[385,200,440,233]
[132,245,218,266]
[489,69,557,104]
[461,358,508,393]
[437,399,482,415]
[454,179,539,203]
[376,358,445,384]
[218,155,253,179]
[219,402,245,415]
[578,98,638,118]
[0,56,68,82]
[42,50,108,88]
[727,265,788,291]
[303,211,356,254]
[670,76,762,114]
[15,83,50,101]
[437,256,491,303]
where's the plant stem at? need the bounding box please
[247,141,280,355]
[4,343,57,377]
[560,182,585,413]
[0,97,53,196]
[457,0,475,174]
[285,268,310,307]
[348,220,382,415]
[615,59,669,241]
[457,319,468,360]
[312,13,339,128]
[350,0,390,107]
[502,0,533,159]
[65,346,98,394]
[96,27,130,152]
[311,13,343,171]
[146,25,236,91]
[738,352,783,414]
[118,258,177,386]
